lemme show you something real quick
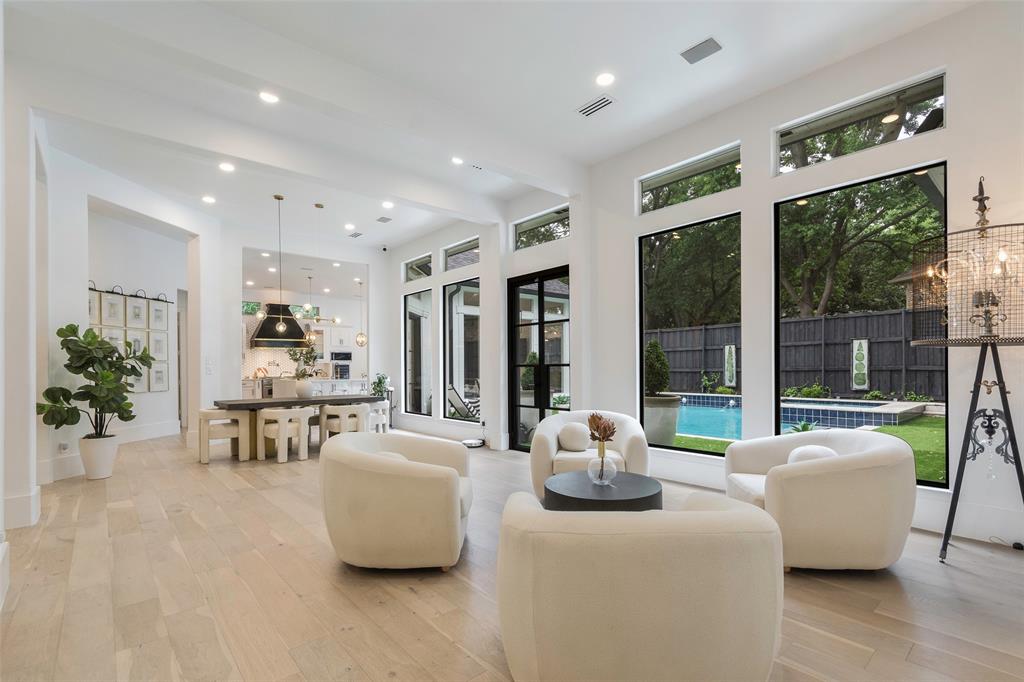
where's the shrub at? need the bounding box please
[788,420,817,433]
[700,370,720,394]
[520,351,539,389]
[714,386,736,395]
[552,394,571,407]
[781,386,802,398]
[862,389,886,400]
[799,381,831,399]
[903,390,933,402]
[644,340,670,396]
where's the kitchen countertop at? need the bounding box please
[214,394,384,410]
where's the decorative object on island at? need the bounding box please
[287,343,319,398]
[911,177,1024,561]
[642,338,681,445]
[36,324,153,479]
[587,412,618,485]
[370,372,389,397]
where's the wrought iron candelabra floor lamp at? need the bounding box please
[911,178,1024,561]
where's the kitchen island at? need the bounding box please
[214,394,385,459]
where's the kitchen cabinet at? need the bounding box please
[328,326,353,351]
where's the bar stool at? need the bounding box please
[198,409,250,464]
[368,400,390,433]
[320,403,370,442]
[256,407,314,463]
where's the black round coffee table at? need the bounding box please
[543,471,663,512]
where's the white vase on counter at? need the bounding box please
[295,379,314,399]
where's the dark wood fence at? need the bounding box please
[643,309,946,400]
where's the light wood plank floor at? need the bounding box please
[2,433,1023,681]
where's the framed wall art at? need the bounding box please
[126,329,148,355]
[101,327,125,352]
[130,368,149,393]
[88,291,101,326]
[101,293,125,326]
[150,363,169,392]
[126,297,148,328]
[149,300,168,331]
[149,331,169,361]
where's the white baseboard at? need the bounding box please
[0,541,10,612]
[4,486,41,529]
[107,419,181,443]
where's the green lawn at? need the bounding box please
[877,416,947,484]
[671,416,947,484]
[673,434,732,454]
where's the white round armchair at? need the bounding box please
[320,432,472,570]
[725,429,916,570]
[498,492,783,682]
[529,410,649,499]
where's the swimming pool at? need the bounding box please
[676,405,744,440]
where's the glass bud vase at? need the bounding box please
[587,443,617,485]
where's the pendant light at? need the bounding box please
[273,194,288,334]
[355,278,368,347]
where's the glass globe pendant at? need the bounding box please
[275,320,287,334]
[355,331,368,348]
[255,309,267,320]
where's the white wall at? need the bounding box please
[0,0,10,609]
[88,211,187,442]
[586,2,1024,543]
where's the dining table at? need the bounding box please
[213,394,385,460]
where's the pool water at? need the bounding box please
[676,405,800,440]
[676,405,743,440]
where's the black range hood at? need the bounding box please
[251,303,307,348]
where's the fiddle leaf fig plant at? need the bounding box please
[370,372,389,398]
[36,324,154,438]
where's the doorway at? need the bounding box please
[507,266,570,450]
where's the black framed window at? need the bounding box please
[404,289,432,415]
[444,278,480,422]
[774,163,949,487]
[508,267,570,450]
[778,75,944,173]
[639,214,742,455]
[640,146,741,214]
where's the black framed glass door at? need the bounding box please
[508,266,570,450]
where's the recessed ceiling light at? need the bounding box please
[260,252,271,257]
[344,223,355,230]
[913,169,929,176]
[451,156,464,165]
[881,113,900,124]
[323,288,331,293]
[795,199,809,206]
[201,195,216,204]
[332,262,341,267]
[353,277,362,283]
[381,200,394,209]
[259,91,280,104]
[218,162,235,173]
[595,72,615,87]
[268,267,277,272]
[245,280,254,286]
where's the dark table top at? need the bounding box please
[213,394,384,410]
[543,471,663,512]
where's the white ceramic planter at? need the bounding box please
[643,395,681,447]
[79,434,120,480]
[295,379,314,399]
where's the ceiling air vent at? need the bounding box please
[681,37,721,65]
[349,231,363,238]
[577,94,615,118]
[376,216,392,223]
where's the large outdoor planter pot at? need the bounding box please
[79,434,120,480]
[295,379,314,399]
[643,394,681,446]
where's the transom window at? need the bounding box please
[405,254,432,282]
[639,146,741,214]
[445,238,480,270]
[514,206,570,250]
[778,75,944,173]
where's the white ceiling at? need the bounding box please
[44,115,456,247]
[242,248,369,300]
[9,0,972,248]
[219,0,971,164]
